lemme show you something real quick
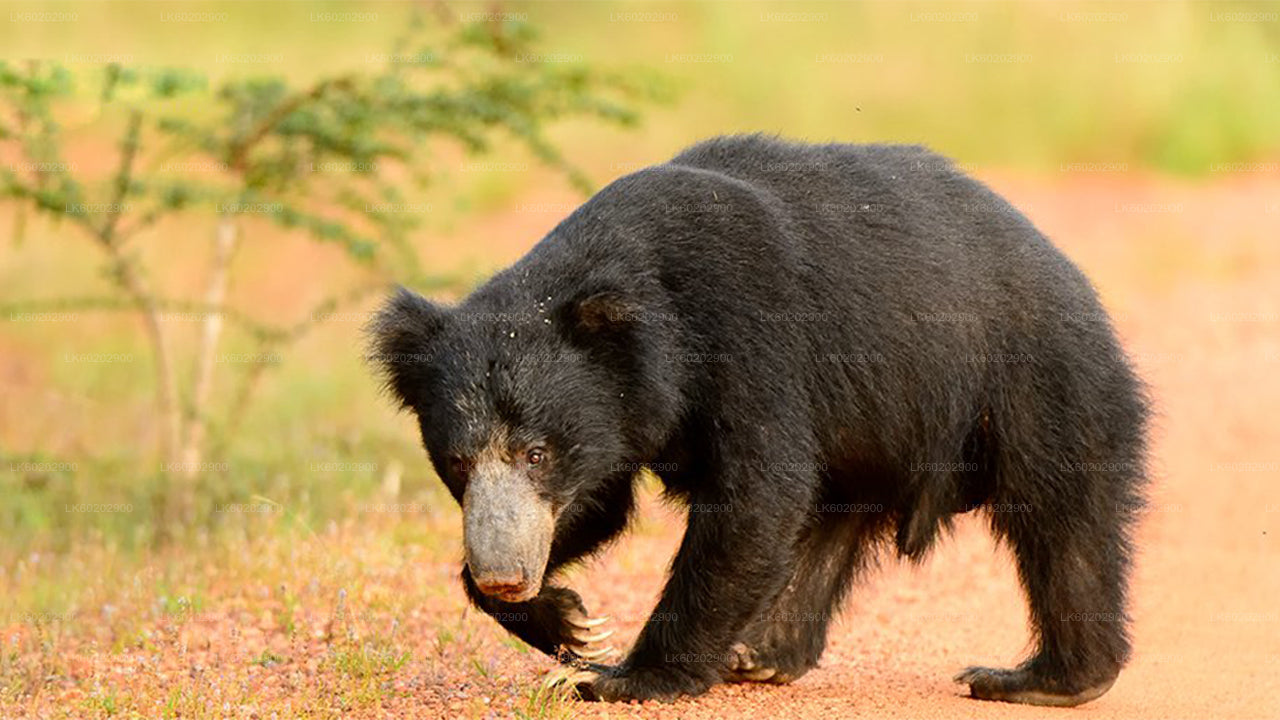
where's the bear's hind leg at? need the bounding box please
[957,467,1140,707]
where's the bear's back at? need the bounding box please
[665,135,1086,314]
[668,134,955,200]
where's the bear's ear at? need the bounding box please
[366,286,447,409]
[554,288,641,344]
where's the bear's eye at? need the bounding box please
[449,456,470,478]
[526,447,546,466]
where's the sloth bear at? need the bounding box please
[370,135,1148,706]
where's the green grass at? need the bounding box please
[516,682,583,720]
[0,501,491,717]
[251,649,288,668]
[328,635,411,708]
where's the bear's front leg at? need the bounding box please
[552,456,813,702]
[461,568,615,661]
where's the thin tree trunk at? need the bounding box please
[109,256,183,468]
[179,215,238,476]
[95,110,184,470]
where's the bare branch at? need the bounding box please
[227,77,354,173]
[100,109,142,246]
[179,215,239,476]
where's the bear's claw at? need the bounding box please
[560,611,617,662]
[567,613,610,629]
[543,665,604,702]
[575,644,615,660]
[543,665,600,688]
[574,628,615,644]
[722,641,787,683]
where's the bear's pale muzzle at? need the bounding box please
[462,459,554,603]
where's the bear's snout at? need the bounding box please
[462,458,554,604]
[473,574,534,602]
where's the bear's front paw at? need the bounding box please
[544,662,711,703]
[509,586,615,663]
[543,588,615,662]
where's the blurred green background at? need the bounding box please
[3,0,1279,171]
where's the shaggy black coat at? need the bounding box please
[371,134,1148,705]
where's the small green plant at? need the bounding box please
[0,9,662,525]
[330,639,411,678]
[0,615,70,705]
[434,625,455,657]
[502,634,532,654]
[515,680,582,720]
[251,649,288,668]
[274,583,299,637]
[327,631,410,709]
[82,687,121,716]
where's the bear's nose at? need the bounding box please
[475,573,533,601]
